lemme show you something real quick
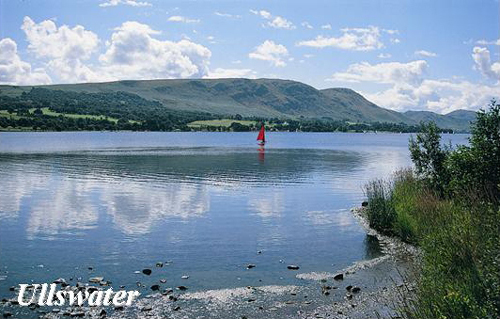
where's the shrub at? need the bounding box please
[409,122,450,195]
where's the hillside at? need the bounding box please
[0,78,475,131]
[1,78,385,120]
[404,110,476,132]
[320,88,410,123]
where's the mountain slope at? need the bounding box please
[0,79,407,121]
[0,78,475,131]
[320,88,410,123]
[404,110,476,132]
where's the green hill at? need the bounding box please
[404,110,476,132]
[0,78,476,131]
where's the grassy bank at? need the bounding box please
[363,101,500,319]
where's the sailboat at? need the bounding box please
[257,125,266,145]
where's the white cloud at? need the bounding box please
[390,38,401,44]
[297,26,384,51]
[383,29,399,35]
[472,46,500,80]
[231,60,242,64]
[321,24,332,30]
[168,16,200,23]
[378,53,392,59]
[22,16,99,61]
[21,16,100,82]
[47,58,100,83]
[330,60,428,85]
[303,54,314,58]
[204,68,256,79]
[329,51,500,113]
[250,9,295,30]
[415,50,437,57]
[249,40,288,67]
[99,21,211,79]
[364,79,500,113]
[301,21,313,29]
[7,18,262,85]
[269,16,295,30]
[476,38,500,46]
[214,11,241,19]
[0,38,51,85]
[99,0,151,7]
[206,35,216,44]
[250,9,271,19]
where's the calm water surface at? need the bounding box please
[0,132,468,317]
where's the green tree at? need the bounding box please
[409,122,449,194]
[447,100,500,201]
[229,122,250,132]
[470,100,500,198]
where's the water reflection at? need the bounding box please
[305,209,354,227]
[0,133,471,319]
[258,146,265,163]
[364,234,384,259]
[0,148,365,239]
[248,192,284,219]
[102,182,210,235]
[26,178,99,239]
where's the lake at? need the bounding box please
[0,132,468,318]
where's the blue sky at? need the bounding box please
[0,0,499,113]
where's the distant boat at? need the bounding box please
[257,125,266,145]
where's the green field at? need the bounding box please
[29,107,120,123]
[0,108,141,124]
[187,119,257,128]
[0,110,22,120]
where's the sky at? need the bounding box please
[0,0,499,114]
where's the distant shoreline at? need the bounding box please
[0,129,469,134]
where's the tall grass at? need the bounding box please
[364,169,500,319]
[365,178,396,235]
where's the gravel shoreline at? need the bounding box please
[299,207,421,319]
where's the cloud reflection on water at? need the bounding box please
[0,148,365,239]
[102,181,210,235]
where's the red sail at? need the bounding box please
[257,126,265,142]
